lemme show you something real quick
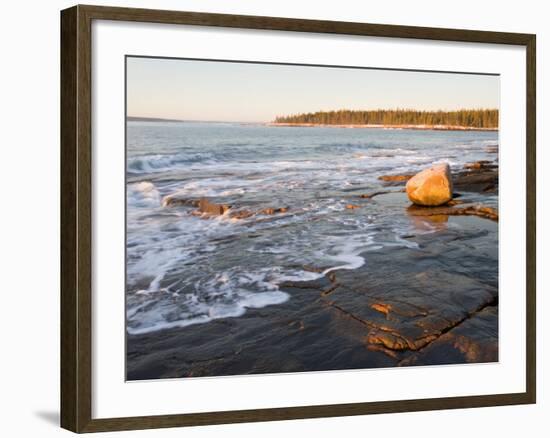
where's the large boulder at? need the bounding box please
[406,163,453,206]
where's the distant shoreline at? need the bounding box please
[126,117,498,131]
[267,122,498,132]
[127,116,263,125]
[127,116,184,123]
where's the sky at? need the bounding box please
[126,56,499,123]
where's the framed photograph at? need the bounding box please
[60,4,536,433]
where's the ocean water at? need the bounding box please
[126,121,498,335]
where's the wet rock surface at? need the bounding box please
[399,306,498,366]
[198,198,232,215]
[163,195,290,220]
[318,221,497,360]
[127,192,498,380]
[407,204,498,221]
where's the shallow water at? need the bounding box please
[126,121,498,335]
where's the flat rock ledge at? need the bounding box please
[407,204,499,222]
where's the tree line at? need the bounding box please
[274,109,499,128]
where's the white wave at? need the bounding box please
[161,178,258,199]
[127,181,161,207]
[127,152,219,174]
[127,267,291,335]
[321,239,368,274]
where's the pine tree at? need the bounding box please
[274,109,499,128]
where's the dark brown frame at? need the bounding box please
[61,4,536,433]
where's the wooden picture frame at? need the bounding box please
[61,4,536,433]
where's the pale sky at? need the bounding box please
[126,56,499,123]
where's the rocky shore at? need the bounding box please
[127,156,499,379]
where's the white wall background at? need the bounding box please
[0,0,546,436]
